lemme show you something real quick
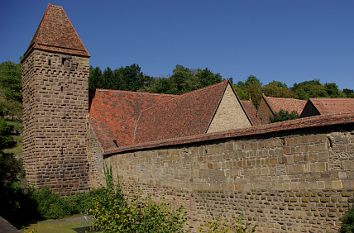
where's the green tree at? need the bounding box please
[340,206,354,233]
[89,66,103,91]
[271,110,298,123]
[0,61,21,102]
[168,65,194,94]
[234,76,262,107]
[343,88,354,98]
[324,83,343,97]
[292,80,328,99]
[0,61,22,119]
[0,119,24,225]
[263,81,293,98]
[195,68,223,88]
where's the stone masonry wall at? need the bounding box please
[22,50,89,195]
[87,124,105,188]
[105,125,354,232]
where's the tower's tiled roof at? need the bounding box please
[23,4,89,59]
[264,96,306,115]
[134,81,229,144]
[241,100,260,126]
[308,98,354,115]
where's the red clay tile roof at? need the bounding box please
[264,96,306,115]
[89,89,175,150]
[241,100,260,126]
[23,4,89,60]
[309,98,354,115]
[104,112,354,156]
[133,81,229,144]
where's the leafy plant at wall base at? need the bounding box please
[271,110,298,123]
[88,182,186,233]
[103,163,113,189]
[340,206,354,233]
[199,214,256,233]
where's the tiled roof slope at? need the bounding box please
[264,96,306,114]
[310,98,354,115]
[89,90,175,150]
[133,81,229,144]
[23,4,89,59]
[241,100,260,126]
[104,112,354,156]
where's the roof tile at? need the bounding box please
[134,81,228,144]
[241,100,261,126]
[23,4,89,59]
[89,89,175,150]
[310,98,354,115]
[264,96,306,114]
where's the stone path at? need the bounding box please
[0,216,20,233]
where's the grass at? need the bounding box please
[21,215,101,233]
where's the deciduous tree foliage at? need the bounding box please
[0,62,22,119]
[89,64,223,95]
[262,81,293,98]
[233,76,263,107]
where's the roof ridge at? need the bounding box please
[265,95,306,101]
[310,97,354,100]
[135,80,229,117]
[179,80,228,96]
[95,89,177,97]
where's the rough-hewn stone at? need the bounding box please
[104,126,354,232]
[22,50,89,195]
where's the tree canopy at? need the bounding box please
[0,62,22,119]
[89,64,223,95]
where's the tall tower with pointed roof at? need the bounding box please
[21,4,90,194]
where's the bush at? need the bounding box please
[271,110,298,123]
[89,184,186,233]
[29,187,107,220]
[341,206,354,233]
[199,215,256,233]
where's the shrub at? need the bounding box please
[29,187,108,220]
[271,110,298,123]
[199,215,256,233]
[89,184,186,233]
[30,187,69,219]
[341,206,354,233]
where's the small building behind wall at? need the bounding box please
[301,98,354,118]
[257,94,306,124]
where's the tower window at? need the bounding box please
[61,86,63,92]
[48,59,51,66]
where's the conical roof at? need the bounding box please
[23,4,89,59]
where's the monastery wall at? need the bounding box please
[103,117,354,232]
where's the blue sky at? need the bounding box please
[1,0,353,89]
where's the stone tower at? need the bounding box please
[21,4,90,195]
